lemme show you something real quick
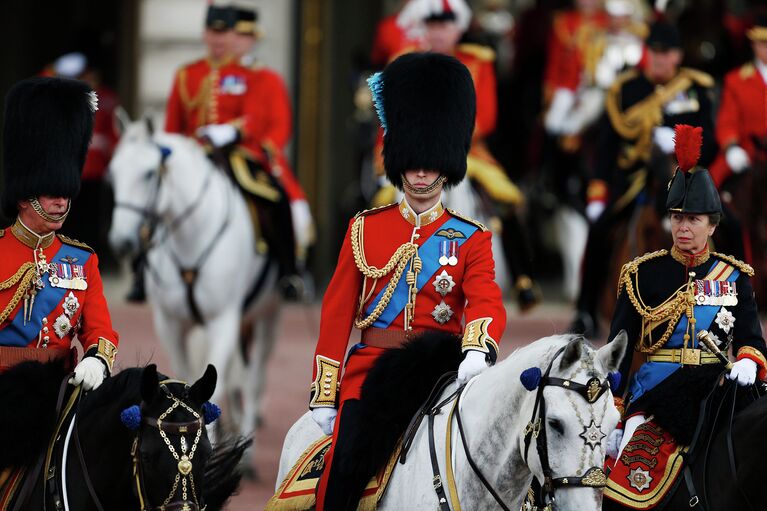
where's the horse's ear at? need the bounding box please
[597,330,629,373]
[559,338,582,372]
[190,365,217,404]
[140,364,159,403]
[114,106,131,136]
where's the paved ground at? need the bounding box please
[106,275,579,510]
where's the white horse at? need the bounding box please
[108,116,280,445]
[276,332,627,510]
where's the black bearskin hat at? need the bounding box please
[369,52,476,189]
[666,125,722,214]
[2,77,95,219]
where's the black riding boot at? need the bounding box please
[500,212,540,312]
[125,253,147,303]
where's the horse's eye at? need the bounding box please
[143,169,156,182]
[547,418,565,435]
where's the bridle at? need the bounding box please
[130,381,207,511]
[522,345,611,510]
[113,145,213,253]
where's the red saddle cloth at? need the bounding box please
[266,437,400,511]
[604,420,687,510]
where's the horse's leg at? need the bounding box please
[202,308,241,409]
[151,307,191,380]
[554,206,588,301]
[241,303,280,437]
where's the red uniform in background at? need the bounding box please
[164,57,260,142]
[455,44,497,139]
[710,62,767,186]
[371,14,410,68]
[544,9,610,98]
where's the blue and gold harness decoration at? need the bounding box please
[365,217,479,329]
[0,244,91,347]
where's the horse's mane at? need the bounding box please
[78,366,148,415]
[202,437,252,511]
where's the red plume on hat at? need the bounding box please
[674,124,702,172]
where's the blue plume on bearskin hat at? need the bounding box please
[2,77,95,219]
[373,52,476,189]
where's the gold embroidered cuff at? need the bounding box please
[462,318,499,363]
[737,346,767,380]
[309,355,341,408]
[94,337,117,375]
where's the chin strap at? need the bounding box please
[401,175,446,195]
[30,198,71,223]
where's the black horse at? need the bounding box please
[604,380,767,511]
[0,359,248,510]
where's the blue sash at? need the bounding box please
[629,259,740,401]
[0,244,91,347]
[365,217,479,329]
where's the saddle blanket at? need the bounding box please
[604,420,687,510]
[265,437,401,511]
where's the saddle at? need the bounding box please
[265,438,402,511]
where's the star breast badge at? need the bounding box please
[579,420,606,450]
[432,270,456,297]
[431,301,454,324]
[628,467,652,492]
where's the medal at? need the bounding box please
[448,241,458,266]
[432,270,456,297]
[439,240,449,266]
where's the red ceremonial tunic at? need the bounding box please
[309,200,506,409]
[543,9,609,97]
[164,56,260,144]
[242,66,306,201]
[710,62,767,186]
[0,223,118,372]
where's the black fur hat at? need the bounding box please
[1,77,95,219]
[369,52,476,189]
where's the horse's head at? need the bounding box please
[126,364,219,511]
[519,332,627,511]
[108,111,169,256]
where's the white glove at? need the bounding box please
[652,126,676,154]
[560,88,605,135]
[726,358,758,386]
[311,407,338,436]
[725,145,750,174]
[290,199,315,250]
[585,201,606,223]
[69,357,106,391]
[544,88,576,135]
[196,123,238,148]
[457,350,489,385]
[606,428,624,459]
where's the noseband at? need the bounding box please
[131,381,206,511]
[522,345,611,510]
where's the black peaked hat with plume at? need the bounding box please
[368,52,476,189]
[666,124,722,214]
[2,77,96,219]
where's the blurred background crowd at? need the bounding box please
[2,0,767,333]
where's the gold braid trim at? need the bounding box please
[618,250,696,353]
[446,209,487,232]
[57,234,94,253]
[606,68,710,170]
[0,263,36,325]
[711,252,754,277]
[350,216,418,329]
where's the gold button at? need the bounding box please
[325,372,332,377]
[42,318,48,324]
[43,336,50,342]
[43,327,49,333]
[323,391,331,396]
[323,384,330,389]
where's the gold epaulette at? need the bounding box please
[678,67,715,88]
[711,252,754,277]
[457,43,496,63]
[739,63,756,79]
[57,234,94,253]
[446,208,487,232]
[354,202,397,219]
[617,249,668,297]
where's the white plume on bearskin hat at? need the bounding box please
[1,77,96,219]
[397,0,472,35]
[368,52,476,190]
